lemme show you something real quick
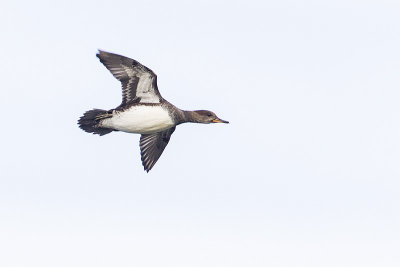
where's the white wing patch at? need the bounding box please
[121,65,159,103]
[137,73,159,103]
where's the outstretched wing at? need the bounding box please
[96,50,162,105]
[139,127,176,172]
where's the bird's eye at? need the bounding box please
[207,114,212,117]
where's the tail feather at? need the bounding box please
[78,109,114,136]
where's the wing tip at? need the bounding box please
[96,49,108,60]
[142,160,153,173]
[140,152,153,173]
[96,49,119,61]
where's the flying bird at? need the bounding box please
[78,50,229,172]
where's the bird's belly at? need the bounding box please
[103,106,175,134]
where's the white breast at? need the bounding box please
[102,105,174,134]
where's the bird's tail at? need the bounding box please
[78,109,114,136]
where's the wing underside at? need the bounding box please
[96,50,162,105]
[139,127,176,172]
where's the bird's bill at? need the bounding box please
[212,118,229,124]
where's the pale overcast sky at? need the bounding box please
[1,0,400,266]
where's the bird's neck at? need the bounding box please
[182,110,199,123]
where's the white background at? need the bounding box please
[1,0,400,266]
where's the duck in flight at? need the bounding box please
[78,50,229,172]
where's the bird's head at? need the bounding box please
[192,110,229,124]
